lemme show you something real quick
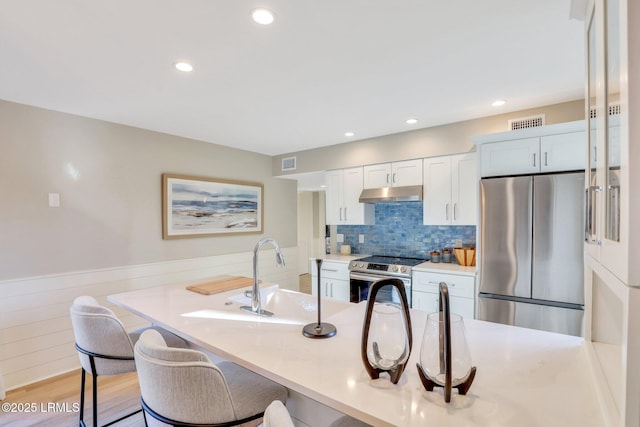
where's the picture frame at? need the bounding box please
[162,173,263,239]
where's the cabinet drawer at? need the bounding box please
[413,272,475,299]
[311,260,349,280]
[412,290,475,318]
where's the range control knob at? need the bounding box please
[401,266,408,273]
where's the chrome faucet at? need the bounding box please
[240,237,285,317]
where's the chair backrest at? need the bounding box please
[69,296,136,376]
[134,329,237,425]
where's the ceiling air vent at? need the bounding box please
[590,103,621,118]
[281,156,297,172]
[508,114,546,131]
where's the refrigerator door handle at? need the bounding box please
[584,187,590,242]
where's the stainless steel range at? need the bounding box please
[348,256,428,306]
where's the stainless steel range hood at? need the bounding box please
[359,185,423,203]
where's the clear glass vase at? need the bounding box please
[366,302,410,371]
[419,311,472,387]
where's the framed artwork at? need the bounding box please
[162,173,263,239]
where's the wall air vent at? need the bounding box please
[281,156,297,171]
[508,114,546,131]
[590,103,621,118]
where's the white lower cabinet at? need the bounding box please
[316,278,350,301]
[412,270,475,318]
[310,259,350,302]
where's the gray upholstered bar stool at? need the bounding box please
[70,295,188,427]
[134,328,288,427]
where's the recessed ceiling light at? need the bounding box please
[174,62,193,72]
[406,118,418,124]
[344,132,355,137]
[492,99,506,107]
[251,8,275,25]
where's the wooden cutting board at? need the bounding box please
[186,275,256,295]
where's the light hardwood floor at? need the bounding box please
[1,369,144,426]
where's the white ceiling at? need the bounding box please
[0,1,584,156]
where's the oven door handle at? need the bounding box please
[350,272,399,282]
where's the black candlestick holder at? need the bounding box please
[302,259,337,339]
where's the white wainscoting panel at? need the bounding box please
[0,247,298,393]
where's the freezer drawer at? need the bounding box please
[478,295,584,337]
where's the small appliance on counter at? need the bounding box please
[325,225,331,255]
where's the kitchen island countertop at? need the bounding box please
[109,283,604,427]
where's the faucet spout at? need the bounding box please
[241,237,285,317]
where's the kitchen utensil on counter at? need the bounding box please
[453,247,476,266]
[340,244,351,255]
[430,251,441,263]
[417,282,476,402]
[186,276,256,295]
[361,279,412,384]
[303,259,337,339]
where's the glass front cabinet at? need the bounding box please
[580,0,640,426]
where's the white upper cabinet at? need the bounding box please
[363,159,422,188]
[479,137,539,177]
[423,153,477,226]
[540,131,586,172]
[474,121,586,178]
[452,153,478,225]
[325,167,374,225]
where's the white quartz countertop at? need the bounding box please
[413,261,477,275]
[109,283,604,427]
[310,254,369,263]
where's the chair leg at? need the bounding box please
[92,371,98,427]
[79,368,86,427]
[75,351,142,427]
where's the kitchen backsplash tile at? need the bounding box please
[336,202,475,259]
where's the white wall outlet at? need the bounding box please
[359,234,365,244]
[455,239,463,247]
[48,193,60,208]
[336,234,344,243]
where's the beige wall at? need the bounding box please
[273,99,584,175]
[0,99,297,281]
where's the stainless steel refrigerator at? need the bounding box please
[478,172,585,336]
